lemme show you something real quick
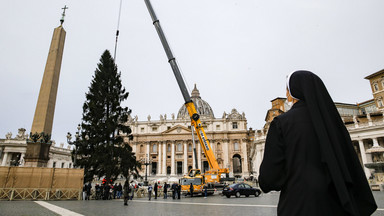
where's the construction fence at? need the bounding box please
[0,167,84,201]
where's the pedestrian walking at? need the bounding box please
[172,183,177,199]
[177,183,181,199]
[95,183,101,200]
[163,183,168,199]
[86,182,92,200]
[117,183,122,199]
[103,183,110,200]
[148,184,153,201]
[108,183,113,200]
[259,70,377,216]
[154,182,158,199]
[130,183,135,200]
[203,184,207,198]
[82,184,87,200]
[189,183,194,197]
[123,181,130,206]
[113,183,118,199]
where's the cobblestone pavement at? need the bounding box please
[1,191,384,216]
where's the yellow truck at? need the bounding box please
[180,169,208,196]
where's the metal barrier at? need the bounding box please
[0,188,82,200]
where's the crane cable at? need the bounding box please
[114,0,123,61]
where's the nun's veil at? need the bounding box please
[288,71,376,216]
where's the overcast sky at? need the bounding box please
[1,0,383,146]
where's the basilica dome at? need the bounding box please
[177,84,215,120]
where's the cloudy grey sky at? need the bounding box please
[1,0,383,146]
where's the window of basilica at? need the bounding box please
[234,142,239,151]
[177,143,182,152]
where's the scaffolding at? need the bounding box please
[0,167,83,200]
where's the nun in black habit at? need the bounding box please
[259,71,377,216]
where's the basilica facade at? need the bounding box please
[126,85,255,179]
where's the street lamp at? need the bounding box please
[67,124,89,168]
[140,154,152,186]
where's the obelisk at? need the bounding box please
[24,6,68,167]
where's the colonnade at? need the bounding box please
[353,137,384,177]
[0,152,25,166]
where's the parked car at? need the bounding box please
[222,183,261,198]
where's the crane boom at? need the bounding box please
[144,0,220,170]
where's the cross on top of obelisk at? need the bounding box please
[60,5,68,26]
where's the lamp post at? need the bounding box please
[141,154,152,186]
[67,124,89,168]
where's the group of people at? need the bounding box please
[147,182,183,200]
[94,182,123,200]
[82,179,137,203]
[170,182,182,199]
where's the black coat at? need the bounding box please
[260,101,348,216]
[86,183,92,194]
[123,183,130,197]
[260,71,377,216]
[172,183,177,191]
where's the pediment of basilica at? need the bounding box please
[161,125,191,135]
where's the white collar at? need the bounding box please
[286,71,299,100]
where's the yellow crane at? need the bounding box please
[144,0,231,195]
